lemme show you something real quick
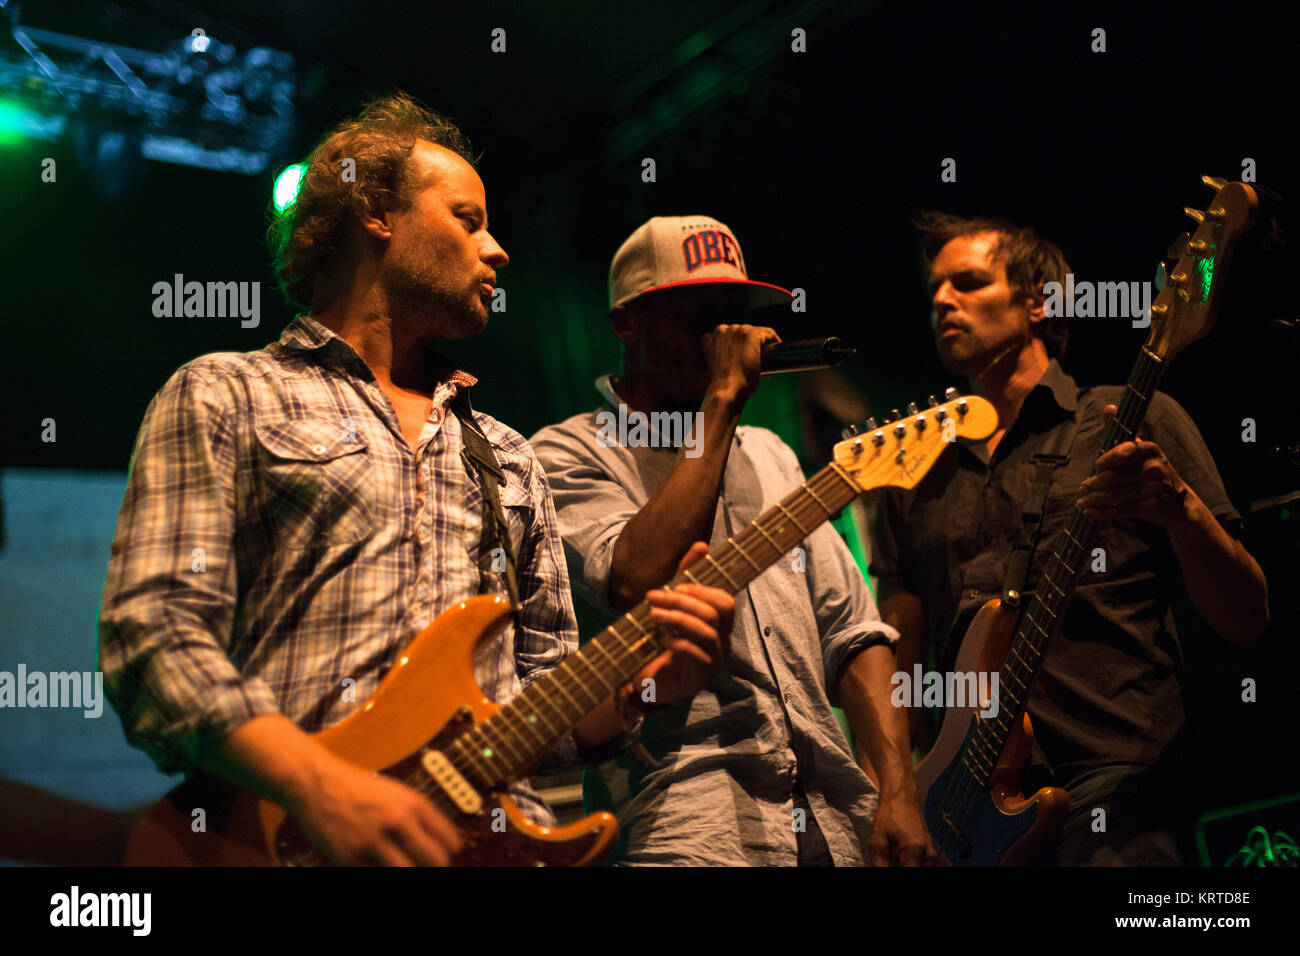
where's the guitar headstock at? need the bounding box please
[832,391,997,492]
[1148,176,1257,360]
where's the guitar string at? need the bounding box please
[445,464,862,787]
[290,409,952,861]
[939,353,1160,850]
[936,353,1162,857]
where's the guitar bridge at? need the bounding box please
[422,750,483,815]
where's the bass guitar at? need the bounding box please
[914,177,1258,865]
[126,394,996,865]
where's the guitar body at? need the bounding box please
[124,595,617,867]
[914,599,1069,865]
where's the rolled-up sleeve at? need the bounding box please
[98,365,279,775]
[774,442,899,699]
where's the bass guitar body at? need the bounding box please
[913,599,1069,866]
[124,595,617,867]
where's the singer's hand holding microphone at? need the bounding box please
[701,324,780,408]
[702,325,856,409]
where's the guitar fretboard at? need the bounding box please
[957,347,1166,788]
[441,459,868,788]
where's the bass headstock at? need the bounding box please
[832,391,997,492]
[1148,177,1257,360]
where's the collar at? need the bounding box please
[592,373,722,449]
[594,373,620,409]
[277,314,478,390]
[1032,358,1079,414]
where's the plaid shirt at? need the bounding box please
[98,315,580,820]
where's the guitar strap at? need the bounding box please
[449,391,523,614]
[1000,407,1081,608]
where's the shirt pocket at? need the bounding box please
[254,420,374,549]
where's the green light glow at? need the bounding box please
[1196,254,1214,303]
[483,747,493,758]
[272,162,307,212]
[0,100,38,145]
[1227,826,1299,867]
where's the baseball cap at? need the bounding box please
[608,215,794,312]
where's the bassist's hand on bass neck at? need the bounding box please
[1079,405,1268,646]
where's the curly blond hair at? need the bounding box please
[267,91,474,308]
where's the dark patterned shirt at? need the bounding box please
[870,360,1242,778]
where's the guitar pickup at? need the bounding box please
[421,750,483,815]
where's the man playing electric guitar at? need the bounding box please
[98,93,736,866]
[870,212,1269,865]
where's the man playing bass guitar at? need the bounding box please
[870,212,1269,865]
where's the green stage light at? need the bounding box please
[272,161,306,212]
[0,100,37,145]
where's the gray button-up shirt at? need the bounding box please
[530,378,899,865]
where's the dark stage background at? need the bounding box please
[2,0,1297,860]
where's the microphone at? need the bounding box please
[760,337,857,376]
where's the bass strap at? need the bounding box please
[449,390,523,614]
[1001,410,1080,608]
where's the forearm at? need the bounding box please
[608,392,741,609]
[573,693,629,750]
[202,713,339,808]
[837,644,917,796]
[878,589,925,741]
[1167,491,1269,645]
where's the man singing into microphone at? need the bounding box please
[530,216,933,865]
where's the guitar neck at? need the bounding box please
[446,460,866,788]
[968,347,1168,782]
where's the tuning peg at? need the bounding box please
[906,402,919,416]
[1154,261,1167,291]
[841,423,859,439]
[1183,207,1205,224]
[865,417,877,430]
[893,421,907,439]
[1166,231,1190,261]
[890,408,902,424]
[1186,239,1211,258]
[927,394,939,407]
[1201,174,1229,191]
[943,386,958,401]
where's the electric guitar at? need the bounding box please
[124,394,996,866]
[914,177,1258,866]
